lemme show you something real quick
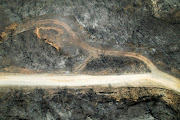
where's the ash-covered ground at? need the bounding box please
[0,0,180,119]
[0,0,180,77]
[0,87,179,120]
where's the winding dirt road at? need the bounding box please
[0,17,180,93]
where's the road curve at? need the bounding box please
[0,18,180,93]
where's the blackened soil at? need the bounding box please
[0,87,179,120]
[85,55,150,74]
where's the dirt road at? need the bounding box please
[0,73,179,93]
[0,17,180,93]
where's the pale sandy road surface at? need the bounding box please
[0,73,180,93]
[0,18,180,94]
